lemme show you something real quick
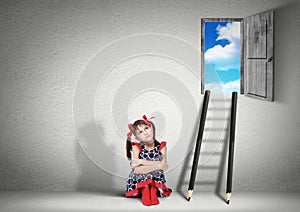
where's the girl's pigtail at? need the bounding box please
[126,123,133,160]
[126,137,132,160]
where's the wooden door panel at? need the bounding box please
[247,13,267,59]
[244,11,274,101]
[247,60,267,98]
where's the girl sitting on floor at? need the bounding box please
[125,115,172,206]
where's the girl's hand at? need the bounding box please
[159,162,168,171]
[131,158,142,168]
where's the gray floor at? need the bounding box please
[0,191,299,212]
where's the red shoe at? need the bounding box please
[162,188,172,197]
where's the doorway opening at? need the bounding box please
[201,19,244,94]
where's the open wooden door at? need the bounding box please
[244,11,274,101]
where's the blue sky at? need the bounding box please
[204,22,230,51]
[204,21,241,94]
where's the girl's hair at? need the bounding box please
[126,119,159,160]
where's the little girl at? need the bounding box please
[125,115,172,206]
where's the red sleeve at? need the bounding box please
[131,142,142,151]
[158,141,167,151]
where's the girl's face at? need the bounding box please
[135,124,154,143]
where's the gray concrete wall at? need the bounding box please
[0,0,299,192]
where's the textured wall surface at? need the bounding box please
[0,0,299,192]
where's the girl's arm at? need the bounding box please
[134,162,167,174]
[131,158,160,167]
[159,146,168,171]
[160,146,167,164]
[131,146,168,167]
[131,145,167,174]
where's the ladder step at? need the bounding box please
[186,165,220,170]
[200,151,223,155]
[183,181,216,185]
[204,128,228,131]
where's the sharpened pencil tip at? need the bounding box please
[226,192,231,204]
[187,190,193,201]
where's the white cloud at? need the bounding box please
[205,22,240,71]
[205,79,240,94]
[216,22,240,42]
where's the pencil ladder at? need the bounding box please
[187,91,238,204]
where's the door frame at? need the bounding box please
[201,18,244,94]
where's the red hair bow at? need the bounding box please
[142,115,155,126]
